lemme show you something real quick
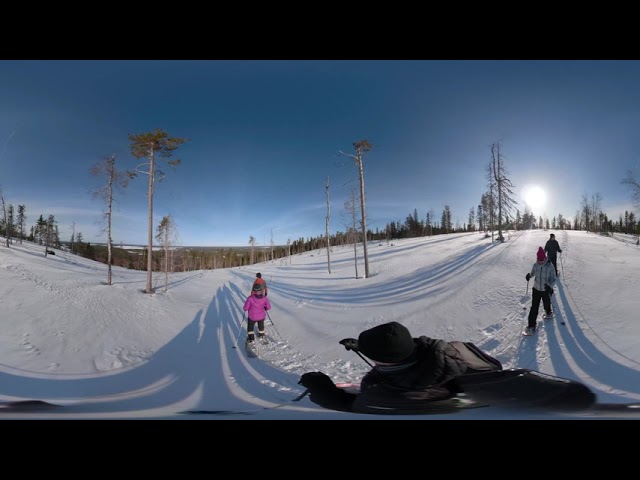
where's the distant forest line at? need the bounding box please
[3,210,637,273]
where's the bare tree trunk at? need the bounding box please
[491,143,503,242]
[106,154,115,285]
[163,227,169,292]
[340,140,371,278]
[146,147,155,294]
[325,176,331,274]
[357,157,369,277]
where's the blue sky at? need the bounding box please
[1,60,638,247]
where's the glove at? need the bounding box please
[545,285,553,296]
[298,372,354,412]
[298,372,336,391]
[526,273,531,282]
[264,292,267,297]
[339,338,359,351]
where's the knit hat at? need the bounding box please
[252,283,263,292]
[550,233,555,239]
[537,246,546,262]
[256,273,262,279]
[357,322,416,363]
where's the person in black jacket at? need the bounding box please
[544,233,563,276]
[298,321,502,414]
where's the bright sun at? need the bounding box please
[524,185,546,213]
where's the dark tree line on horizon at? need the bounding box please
[2,138,640,279]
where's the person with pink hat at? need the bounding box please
[524,246,557,335]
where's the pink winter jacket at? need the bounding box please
[243,294,271,321]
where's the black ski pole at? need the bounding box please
[232,312,247,349]
[339,338,373,367]
[526,279,529,295]
[354,350,373,367]
[265,310,282,339]
[292,389,310,401]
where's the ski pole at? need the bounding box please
[265,310,282,339]
[232,312,247,349]
[354,350,373,367]
[292,389,310,401]
[339,339,374,367]
[526,279,529,295]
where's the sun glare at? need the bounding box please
[524,185,546,214]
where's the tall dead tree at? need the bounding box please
[339,140,372,278]
[91,154,129,286]
[128,129,189,294]
[489,141,517,242]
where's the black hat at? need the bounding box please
[550,233,555,238]
[357,322,415,363]
[252,283,263,292]
[256,273,262,278]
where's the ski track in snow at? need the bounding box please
[2,230,640,418]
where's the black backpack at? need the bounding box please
[449,341,503,372]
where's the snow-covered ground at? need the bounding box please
[1,229,639,419]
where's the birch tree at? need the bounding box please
[128,128,189,294]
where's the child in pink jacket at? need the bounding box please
[244,283,272,343]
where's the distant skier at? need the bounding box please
[544,233,563,276]
[525,246,556,335]
[243,283,271,343]
[252,272,268,297]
